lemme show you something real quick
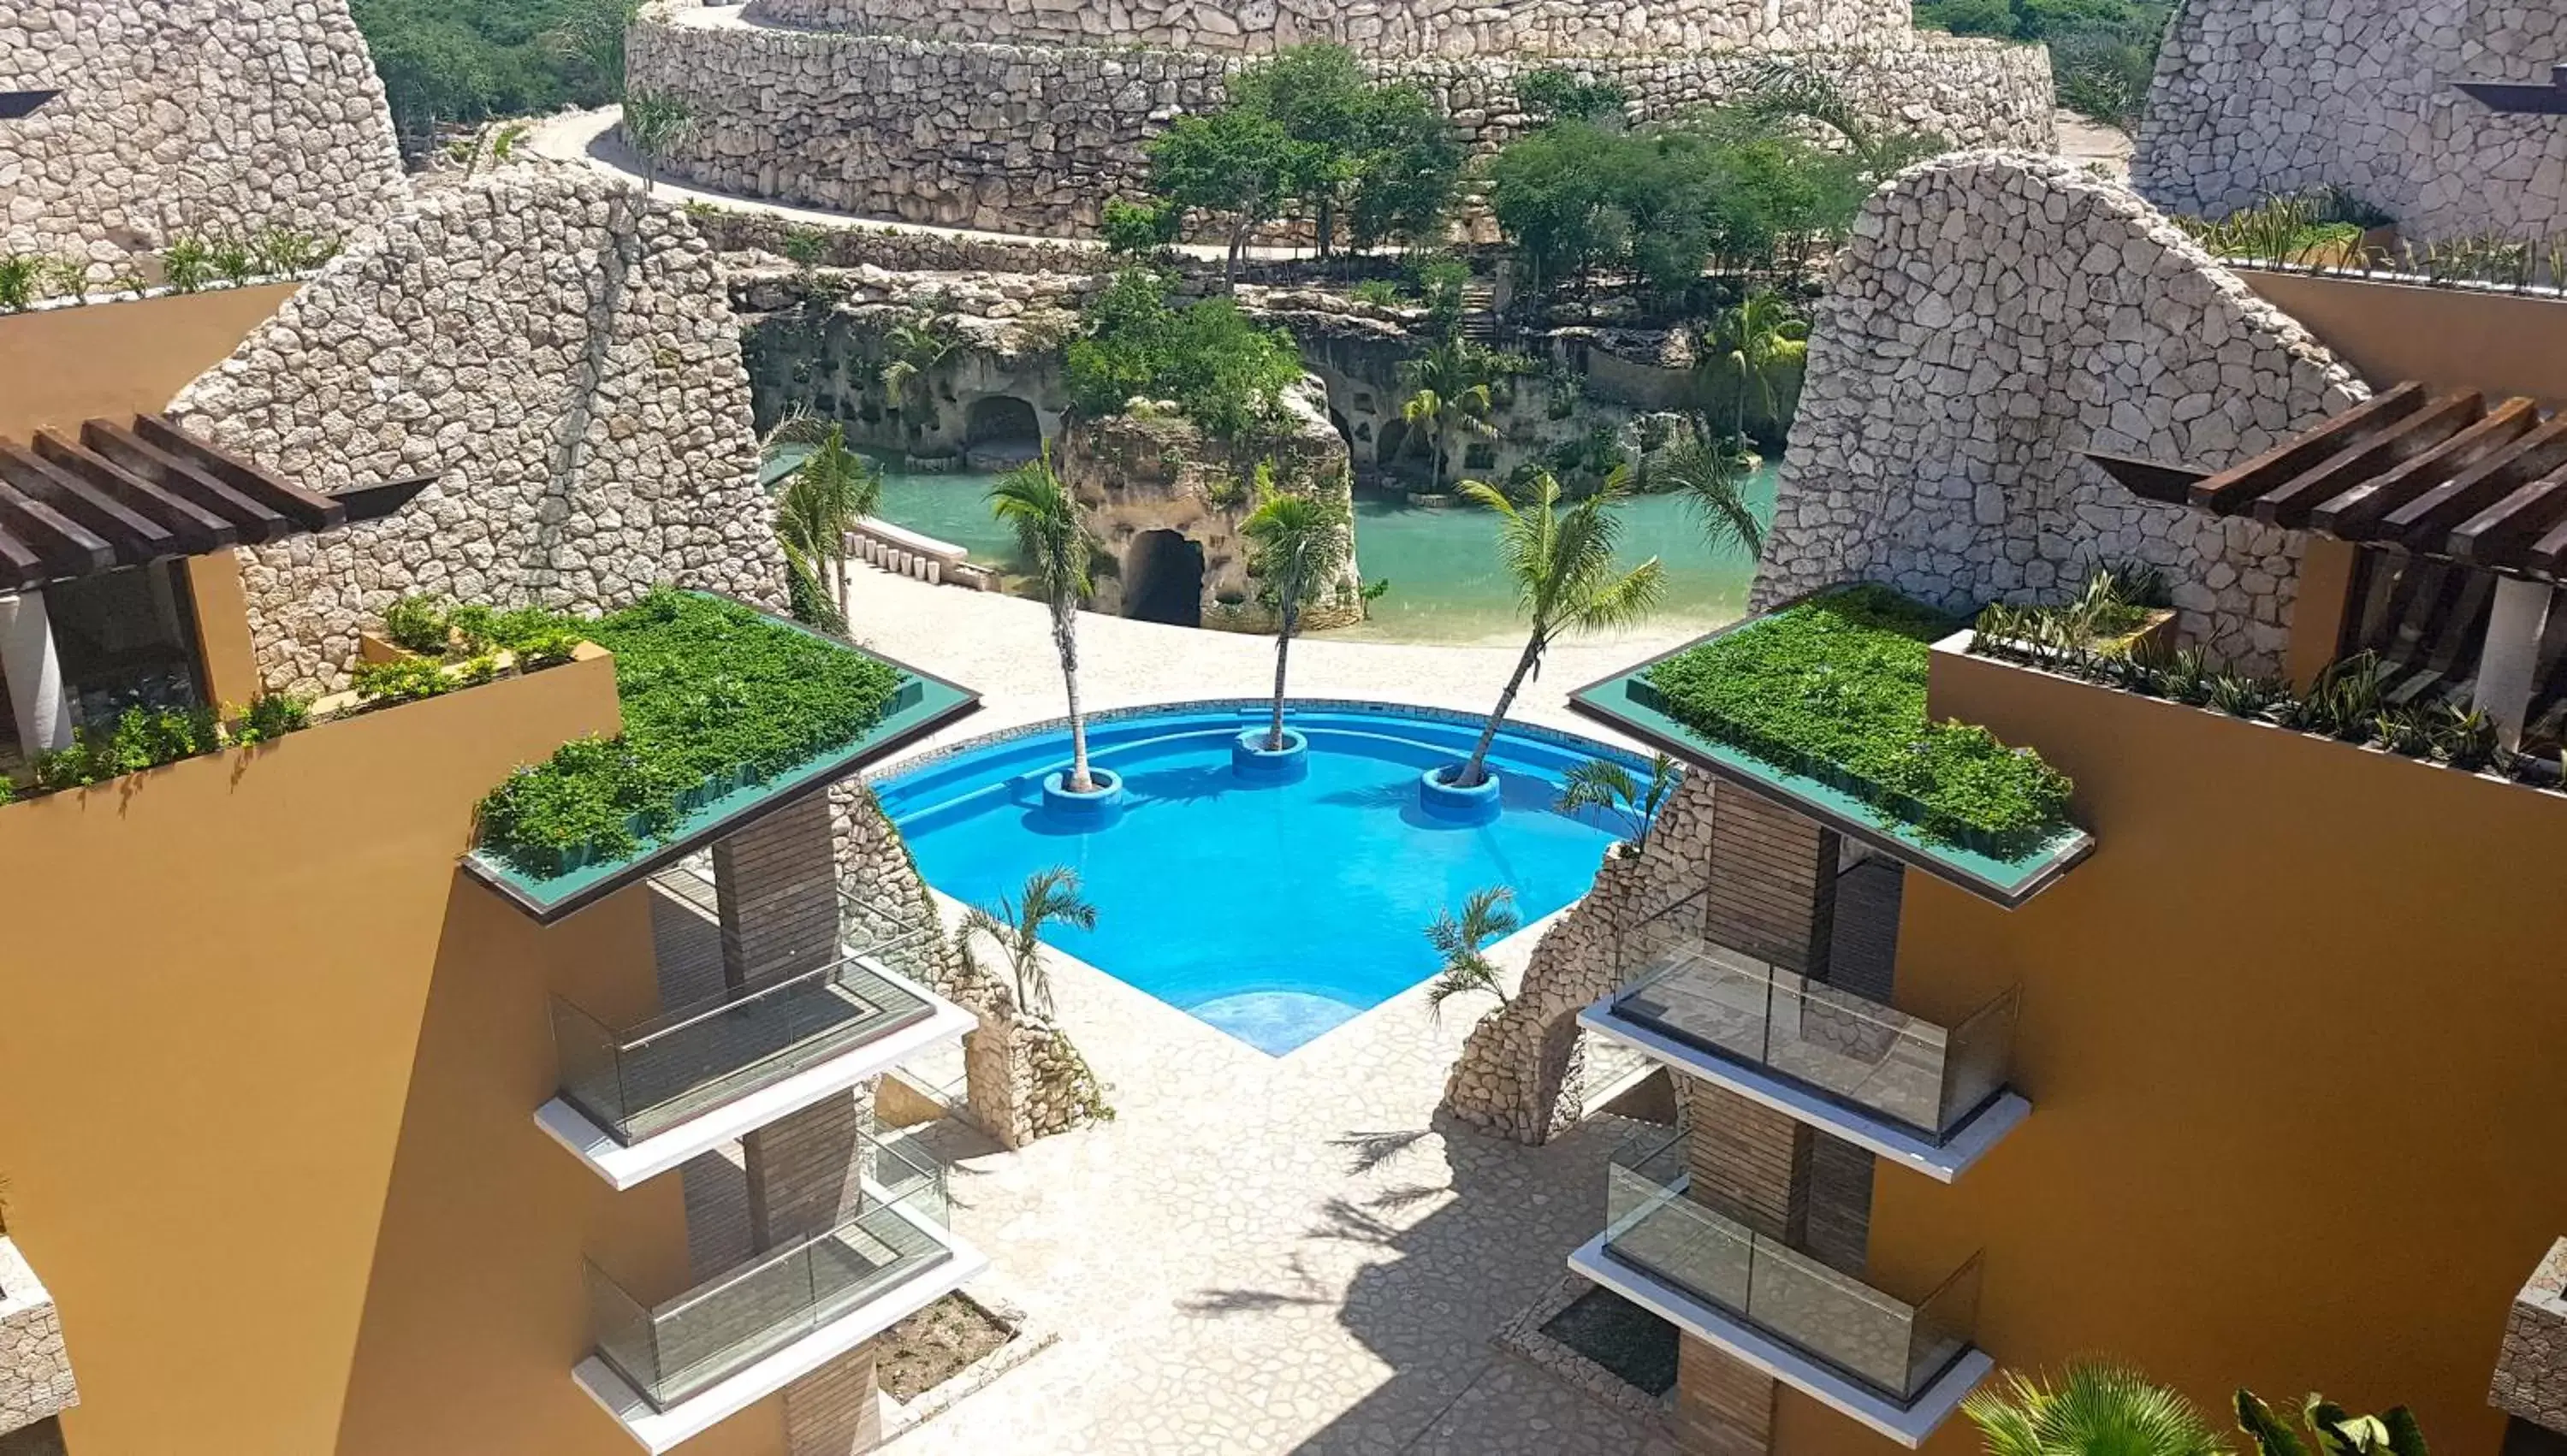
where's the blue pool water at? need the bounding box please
[874,703,1640,1055]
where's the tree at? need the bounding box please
[1227,44,1369,257]
[1620,432,1767,557]
[1100,198,1182,259]
[1425,885,1521,1022]
[1702,288,1809,445]
[1239,471,1352,751]
[1062,269,1303,439]
[1556,753,1679,855]
[1485,119,1624,299]
[545,0,643,98]
[988,451,1101,793]
[769,424,880,633]
[619,89,695,197]
[1147,108,1303,288]
[1346,83,1465,253]
[1516,68,1630,128]
[1398,339,1507,492]
[879,313,961,445]
[1449,472,1664,788]
[1964,1364,2229,1456]
[960,866,1098,1018]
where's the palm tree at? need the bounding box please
[1399,340,1504,492]
[960,866,1098,1018]
[1239,473,1352,752]
[771,425,880,632]
[620,89,695,198]
[1621,432,1767,558]
[1556,753,1679,855]
[988,450,1101,793]
[1701,288,1809,446]
[1965,1364,2229,1456]
[1448,471,1664,789]
[880,314,961,447]
[1424,885,1521,1023]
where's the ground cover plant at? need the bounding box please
[1641,584,2075,855]
[474,590,908,876]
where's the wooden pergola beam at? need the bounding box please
[2309,397,2541,537]
[2252,391,2485,529]
[2380,413,2567,547]
[2189,382,2427,513]
[2451,459,2567,566]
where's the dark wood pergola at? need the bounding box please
[0,413,428,593]
[2457,63,2567,115]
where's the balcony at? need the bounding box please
[1572,1134,1992,1447]
[1580,895,2029,1181]
[573,1131,985,1453]
[536,875,978,1189]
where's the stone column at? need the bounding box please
[743,1089,868,1251]
[0,591,74,754]
[2474,577,2556,752]
[714,792,843,986]
[782,1340,884,1456]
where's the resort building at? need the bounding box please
[1505,152,2567,1456]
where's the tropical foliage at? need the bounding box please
[1397,339,1516,492]
[1699,287,1809,446]
[771,425,883,633]
[2234,1392,2428,1456]
[962,866,1099,1017]
[879,313,963,443]
[1450,472,1665,788]
[1240,472,1354,750]
[1915,0,2173,130]
[619,88,695,196]
[1423,885,1521,1022]
[353,0,641,154]
[989,451,1103,793]
[1964,1363,2229,1456]
[1615,431,1768,557]
[1063,269,1304,439]
[1556,754,1680,855]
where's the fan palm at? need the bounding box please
[1239,475,1352,752]
[1449,471,1664,789]
[1702,288,1810,445]
[1424,885,1521,1023]
[619,89,695,198]
[770,425,880,632]
[1399,339,1504,492]
[988,450,1101,792]
[959,866,1098,1018]
[1556,753,1679,855]
[1964,1363,2229,1456]
[880,316,962,445]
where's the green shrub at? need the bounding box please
[472,590,910,877]
[32,704,222,790]
[1349,278,1408,306]
[381,593,451,654]
[1064,269,1303,438]
[1643,585,2075,855]
[353,656,455,705]
[228,692,313,745]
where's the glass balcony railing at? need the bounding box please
[1606,896,2018,1142]
[1602,1133,1983,1403]
[587,1130,953,1411]
[550,882,946,1145]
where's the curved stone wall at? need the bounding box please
[625,14,2054,234]
[1754,152,2367,674]
[747,0,1911,58]
[2133,0,2567,240]
[0,0,405,271]
[173,170,784,695]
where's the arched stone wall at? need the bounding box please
[0,0,405,273]
[747,0,1912,58]
[1754,152,2368,674]
[171,170,785,695]
[2133,0,2567,240]
[625,10,2054,236]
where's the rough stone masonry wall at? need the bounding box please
[746,0,1911,58]
[0,1239,75,1440]
[0,0,405,272]
[1753,152,2368,675]
[171,170,785,696]
[2132,0,2567,241]
[625,14,2053,235]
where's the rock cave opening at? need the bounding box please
[963,394,1043,470]
[1123,529,1205,629]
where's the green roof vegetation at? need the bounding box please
[473,590,910,877]
[1639,585,2075,856]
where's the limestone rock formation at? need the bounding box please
[172,169,786,695]
[1058,377,1363,633]
[1755,151,2368,673]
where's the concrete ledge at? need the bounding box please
[0,1239,77,1438]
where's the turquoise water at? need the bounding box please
[863,459,1779,645]
[874,705,1641,1055]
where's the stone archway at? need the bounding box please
[963,394,1042,469]
[1122,529,1204,627]
[1374,417,1412,468]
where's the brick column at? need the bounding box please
[782,1340,884,1456]
[713,792,842,986]
[1704,785,1838,974]
[743,1089,868,1250]
[1677,1332,1777,1456]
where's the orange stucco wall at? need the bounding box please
[0,646,775,1454]
[2241,270,2567,408]
[1775,646,2567,1456]
[0,284,299,440]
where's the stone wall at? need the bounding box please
[2493,1237,2567,1437]
[171,170,785,695]
[2132,0,2567,240]
[0,0,405,273]
[1753,152,2368,674]
[626,14,2054,235]
[0,1239,75,1441]
[746,0,1912,58]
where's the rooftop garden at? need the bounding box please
[469,589,966,894]
[1633,585,2077,860]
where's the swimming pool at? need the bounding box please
[873,702,1641,1055]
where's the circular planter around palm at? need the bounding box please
[1040,766,1124,830]
[1420,764,1502,826]
[1232,727,1310,783]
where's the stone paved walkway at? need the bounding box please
[844,570,1688,1453]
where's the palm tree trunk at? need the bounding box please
[1457,633,1544,788]
[1054,597,1094,793]
[1227,216,1253,291]
[1268,583,1298,751]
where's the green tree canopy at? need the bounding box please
[1063,270,1305,439]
